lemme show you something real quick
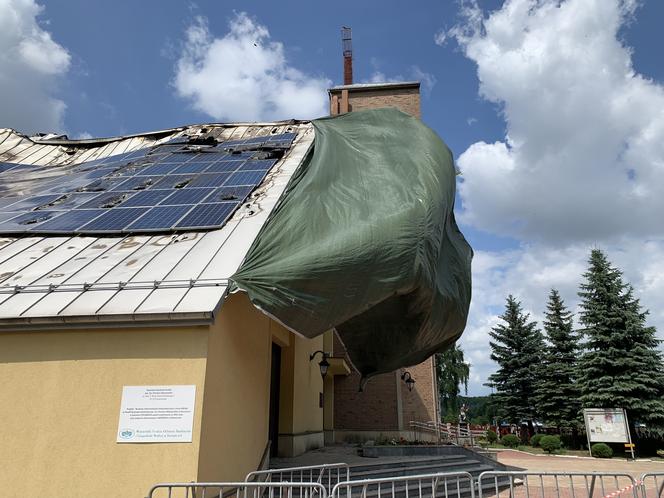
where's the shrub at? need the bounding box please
[656,449,664,458]
[560,432,576,449]
[530,434,543,447]
[591,443,613,458]
[501,434,520,448]
[540,435,562,454]
[487,429,498,444]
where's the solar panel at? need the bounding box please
[171,161,211,175]
[31,209,105,232]
[126,205,192,230]
[3,195,62,212]
[120,189,172,207]
[79,207,149,232]
[78,191,134,209]
[135,163,179,176]
[159,188,214,205]
[0,210,59,230]
[225,170,267,186]
[187,173,231,188]
[205,160,244,173]
[208,186,254,202]
[0,128,296,234]
[175,202,239,229]
[239,159,276,171]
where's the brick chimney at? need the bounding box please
[328,81,421,118]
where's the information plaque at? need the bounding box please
[116,385,196,443]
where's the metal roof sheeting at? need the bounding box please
[0,123,314,329]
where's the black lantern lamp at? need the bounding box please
[310,350,330,378]
[401,371,415,392]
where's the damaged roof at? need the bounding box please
[0,122,314,329]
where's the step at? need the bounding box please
[349,460,485,480]
[349,455,468,473]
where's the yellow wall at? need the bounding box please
[196,292,272,482]
[0,293,326,497]
[0,326,208,498]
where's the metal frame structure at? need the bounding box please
[639,473,664,498]
[331,472,476,498]
[147,481,327,498]
[246,463,350,494]
[476,471,639,498]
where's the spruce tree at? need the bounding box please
[535,289,582,429]
[578,249,664,432]
[487,295,544,426]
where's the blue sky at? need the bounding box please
[3,0,664,395]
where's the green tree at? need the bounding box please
[577,249,664,432]
[536,289,582,429]
[435,344,470,417]
[486,295,544,427]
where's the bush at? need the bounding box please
[487,429,498,444]
[591,443,613,458]
[656,449,664,458]
[530,434,543,447]
[540,435,562,454]
[501,434,520,448]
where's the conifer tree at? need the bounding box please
[536,289,581,428]
[578,249,664,431]
[487,295,544,426]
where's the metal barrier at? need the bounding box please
[147,481,327,498]
[247,463,350,494]
[640,473,664,498]
[477,471,639,498]
[331,472,476,498]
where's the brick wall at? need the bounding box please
[329,84,421,119]
[401,357,438,424]
[332,332,437,431]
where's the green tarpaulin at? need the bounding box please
[231,108,472,381]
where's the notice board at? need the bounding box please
[116,385,196,443]
[583,408,630,443]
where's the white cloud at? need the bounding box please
[365,64,437,96]
[0,0,71,133]
[437,0,664,394]
[174,13,330,122]
[446,0,664,244]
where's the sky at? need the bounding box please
[1,0,664,396]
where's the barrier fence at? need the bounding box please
[148,468,664,498]
[246,463,350,494]
[147,481,327,498]
[639,473,664,498]
[331,472,475,498]
[476,471,639,498]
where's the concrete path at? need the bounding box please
[497,449,664,478]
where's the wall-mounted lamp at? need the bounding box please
[401,371,415,392]
[309,350,330,379]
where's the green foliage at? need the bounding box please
[435,345,470,417]
[486,429,498,444]
[501,434,520,448]
[578,250,664,432]
[591,443,613,458]
[536,289,582,429]
[540,435,562,453]
[486,296,544,424]
[530,434,543,447]
[656,449,664,458]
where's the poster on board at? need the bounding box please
[583,408,630,443]
[116,385,196,443]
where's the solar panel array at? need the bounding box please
[0,132,296,235]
